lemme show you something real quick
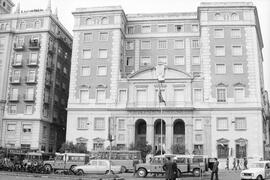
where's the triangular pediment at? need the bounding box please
[128,66,191,80]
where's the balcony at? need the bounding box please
[27,59,38,67]
[44,97,51,105]
[45,79,52,87]
[10,77,21,84]
[13,43,25,51]
[25,76,37,84]
[11,60,23,67]
[46,62,54,72]
[126,101,194,110]
[8,94,20,102]
[29,40,40,50]
[23,94,35,102]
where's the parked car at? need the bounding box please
[43,153,89,173]
[74,159,122,175]
[240,161,270,180]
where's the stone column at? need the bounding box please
[127,124,135,146]
[185,123,193,154]
[204,117,212,156]
[166,123,173,153]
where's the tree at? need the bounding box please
[171,144,186,154]
[129,141,152,162]
[59,141,88,153]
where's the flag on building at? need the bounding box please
[158,90,166,105]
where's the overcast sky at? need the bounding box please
[12,0,270,92]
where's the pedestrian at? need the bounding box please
[236,158,241,170]
[211,158,219,180]
[133,159,139,176]
[244,158,248,170]
[163,157,178,180]
[225,158,229,170]
[232,158,237,170]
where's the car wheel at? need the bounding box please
[43,164,52,174]
[105,170,114,175]
[77,169,84,176]
[121,166,127,173]
[137,168,147,177]
[256,175,263,180]
[193,168,201,177]
[69,165,77,174]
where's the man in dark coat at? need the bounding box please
[211,158,219,180]
[163,157,178,180]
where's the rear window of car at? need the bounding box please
[176,158,186,164]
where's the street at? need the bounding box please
[0,170,242,180]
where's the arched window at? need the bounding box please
[231,13,239,21]
[20,21,26,29]
[101,17,109,24]
[214,13,224,20]
[35,20,41,28]
[86,18,94,25]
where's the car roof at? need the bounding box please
[253,161,270,164]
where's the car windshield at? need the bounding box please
[250,163,265,168]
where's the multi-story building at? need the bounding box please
[1,0,72,152]
[66,2,269,167]
[0,0,14,14]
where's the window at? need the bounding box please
[217,117,228,130]
[126,57,133,66]
[97,66,107,76]
[140,56,151,66]
[158,40,167,49]
[174,56,185,65]
[9,105,17,114]
[12,70,20,82]
[157,56,167,65]
[21,144,31,149]
[192,56,200,65]
[214,29,224,38]
[233,64,243,74]
[118,119,125,130]
[141,25,151,33]
[214,13,224,20]
[26,87,34,100]
[194,145,203,155]
[217,144,229,158]
[82,49,91,59]
[195,119,202,130]
[94,118,105,130]
[22,124,32,133]
[136,89,147,106]
[191,40,199,48]
[34,20,41,28]
[127,26,134,34]
[86,18,94,25]
[27,70,36,82]
[231,13,239,21]
[84,33,93,42]
[175,25,184,32]
[215,46,225,56]
[78,117,88,130]
[118,90,127,104]
[216,64,226,74]
[232,45,242,56]
[235,117,246,130]
[141,40,151,49]
[25,105,33,114]
[14,54,22,65]
[118,134,125,141]
[81,66,90,76]
[11,88,18,100]
[42,126,47,137]
[99,49,108,58]
[80,89,89,103]
[126,41,134,50]
[194,89,203,102]
[195,134,202,141]
[192,24,199,32]
[217,88,227,102]
[99,32,108,41]
[174,89,185,103]
[157,25,167,32]
[235,87,245,102]
[101,17,109,24]
[231,29,241,38]
[63,67,67,75]
[174,40,184,49]
[96,89,106,103]
[29,53,38,64]
[7,124,16,132]
[0,38,4,48]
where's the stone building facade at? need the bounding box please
[0,0,72,152]
[66,2,269,167]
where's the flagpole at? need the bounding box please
[160,82,163,155]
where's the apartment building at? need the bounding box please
[0,0,72,152]
[66,2,269,167]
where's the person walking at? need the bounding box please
[236,158,241,170]
[232,158,237,170]
[133,159,139,176]
[225,158,229,170]
[211,158,219,180]
[244,158,248,170]
[163,157,178,180]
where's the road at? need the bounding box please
[0,170,242,180]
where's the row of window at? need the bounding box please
[18,20,42,30]
[126,24,199,34]
[9,87,35,101]
[216,117,247,130]
[215,63,244,74]
[80,66,107,76]
[6,123,48,137]
[215,45,243,56]
[86,17,109,25]
[217,86,245,102]
[214,12,240,21]
[13,52,39,65]
[8,104,34,115]
[10,69,37,83]
[214,28,241,39]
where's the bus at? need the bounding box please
[89,150,142,172]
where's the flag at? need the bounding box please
[158,90,166,105]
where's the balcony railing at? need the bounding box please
[48,46,56,54]
[25,76,37,84]
[45,79,52,87]
[23,94,35,102]
[29,40,40,50]
[8,94,20,102]
[10,77,21,84]
[13,43,25,50]
[126,101,193,109]
[12,60,23,67]
[44,97,51,104]
[27,59,38,67]
[46,62,54,71]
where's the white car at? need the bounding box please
[240,161,270,180]
[74,159,122,175]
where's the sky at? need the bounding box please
[12,0,270,92]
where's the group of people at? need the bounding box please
[225,157,248,170]
[162,157,220,180]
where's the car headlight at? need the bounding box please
[251,173,254,177]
